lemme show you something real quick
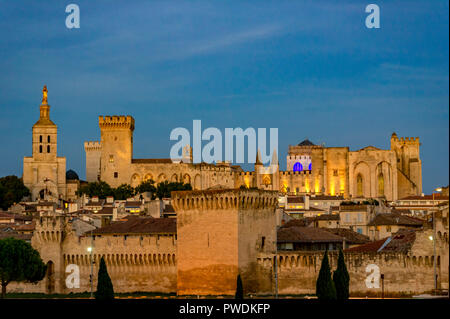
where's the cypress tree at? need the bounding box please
[333,249,350,300]
[95,257,114,300]
[235,274,244,299]
[315,250,337,300]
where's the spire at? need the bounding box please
[255,149,262,165]
[34,85,55,126]
[271,149,278,166]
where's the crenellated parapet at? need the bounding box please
[84,141,101,151]
[34,214,69,243]
[99,115,135,131]
[172,188,278,211]
[280,170,312,176]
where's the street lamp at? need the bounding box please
[431,187,442,295]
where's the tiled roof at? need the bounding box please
[345,229,416,253]
[285,207,325,212]
[131,158,173,164]
[125,201,142,207]
[278,225,343,243]
[92,216,176,235]
[367,213,423,227]
[312,214,339,221]
[286,197,304,204]
[281,219,314,227]
[93,207,114,215]
[310,195,344,200]
[399,194,449,201]
[321,228,370,245]
[0,233,33,241]
[297,139,315,146]
[340,205,369,211]
[85,199,105,206]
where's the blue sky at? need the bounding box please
[0,0,448,193]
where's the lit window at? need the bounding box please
[109,155,114,163]
[293,162,303,172]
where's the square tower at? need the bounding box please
[23,86,66,201]
[98,115,135,187]
[173,188,277,296]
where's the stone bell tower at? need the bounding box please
[23,86,66,201]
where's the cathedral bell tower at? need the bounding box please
[23,86,66,201]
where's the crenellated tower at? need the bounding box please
[98,115,135,187]
[390,132,422,198]
[84,141,102,182]
[173,188,277,296]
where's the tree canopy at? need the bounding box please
[333,249,350,300]
[0,237,46,298]
[316,250,337,300]
[235,274,244,299]
[76,180,192,200]
[0,175,30,210]
[95,257,114,300]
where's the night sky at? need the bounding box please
[0,0,448,193]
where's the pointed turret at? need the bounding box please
[255,149,262,165]
[271,149,278,166]
[34,85,56,127]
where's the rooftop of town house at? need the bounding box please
[277,225,344,243]
[398,194,449,201]
[367,213,424,227]
[92,216,176,235]
[321,228,371,245]
[345,228,417,253]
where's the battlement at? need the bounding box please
[172,188,278,211]
[280,170,312,176]
[238,171,255,176]
[391,133,420,145]
[99,115,135,131]
[258,250,437,270]
[84,141,102,151]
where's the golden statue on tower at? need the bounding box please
[42,85,48,104]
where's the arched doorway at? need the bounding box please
[45,261,55,294]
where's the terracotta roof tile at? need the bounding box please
[92,216,176,235]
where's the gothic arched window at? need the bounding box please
[378,173,384,196]
[47,145,50,153]
[39,145,43,153]
[308,163,312,171]
[357,174,363,197]
[293,162,303,172]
